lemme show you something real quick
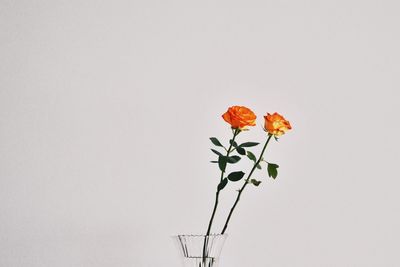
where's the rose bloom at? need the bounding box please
[222,106,257,129]
[264,112,292,136]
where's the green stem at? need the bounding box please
[221,134,273,234]
[205,128,240,236]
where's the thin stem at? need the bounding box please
[205,128,240,236]
[202,129,240,262]
[221,134,273,234]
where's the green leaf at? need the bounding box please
[229,140,238,147]
[218,156,227,172]
[236,146,246,155]
[227,155,241,163]
[210,160,218,163]
[267,163,279,179]
[250,179,262,186]
[274,136,279,142]
[210,149,223,156]
[227,171,245,182]
[246,151,257,162]
[256,163,262,170]
[239,142,259,148]
[217,178,228,191]
[210,137,224,147]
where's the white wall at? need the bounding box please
[1,0,400,266]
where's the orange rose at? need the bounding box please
[222,106,256,129]
[264,112,292,136]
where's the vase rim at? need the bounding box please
[171,234,228,238]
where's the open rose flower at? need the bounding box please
[264,112,292,137]
[222,106,256,129]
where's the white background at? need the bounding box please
[1,0,400,266]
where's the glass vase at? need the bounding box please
[172,234,227,267]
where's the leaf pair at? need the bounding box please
[267,163,279,179]
[210,137,259,158]
[245,146,279,179]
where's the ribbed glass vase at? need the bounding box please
[172,234,227,267]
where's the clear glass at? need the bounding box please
[172,234,227,267]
